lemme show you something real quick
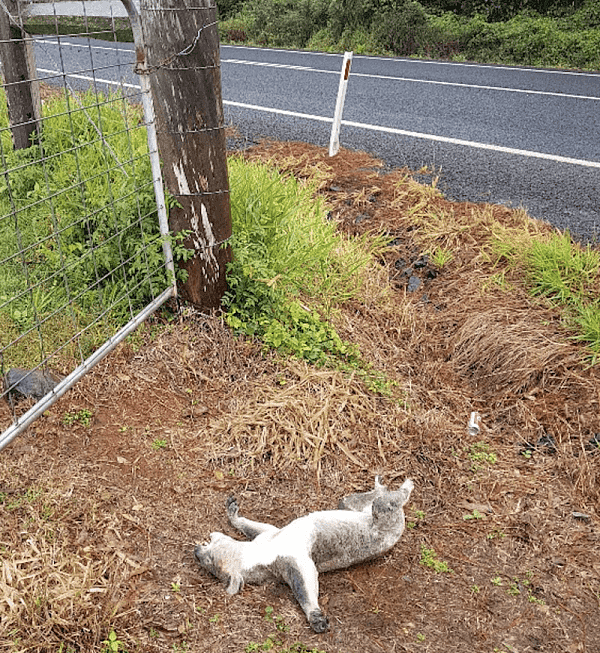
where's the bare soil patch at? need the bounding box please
[1,142,599,653]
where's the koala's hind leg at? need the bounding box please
[272,555,329,633]
[226,497,280,540]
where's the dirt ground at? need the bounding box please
[1,141,599,653]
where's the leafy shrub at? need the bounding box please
[223,157,379,365]
[564,0,600,28]
[244,0,329,47]
[458,12,600,67]
[226,27,249,41]
[372,0,431,55]
[328,0,380,39]
[217,0,246,19]
[0,91,186,333]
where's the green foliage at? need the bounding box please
[493,231,600,359]
[463,509,485,520]
[245,639,327,653]
[220,0,600,70]
[522,233,600,305]
[372,0,431,55]
[0,90,190,361]
[264,606,290,632]
[224,157,380,367]
[217,0,247,19]
[62,409,93,427]
[243,0,329,47]
[102,631,126,653]
[440,8,600,68]
[419,545,453,573]
[467,441,497,470]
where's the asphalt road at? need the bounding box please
[30,37,600,240]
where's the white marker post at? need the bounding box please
[329,51,353,157]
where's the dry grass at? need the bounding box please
[1,141,599,653]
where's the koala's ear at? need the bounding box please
[399,479,414,506]
[225,572,244,595]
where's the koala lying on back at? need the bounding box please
[194,477,414,632]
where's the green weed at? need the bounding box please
[467,441,497,471]
[102,631,125,653]
[264,606,290,632]
[487,529,506,540]
[420,545,453,574]
[62,409,93,427]
[224,157,386,375]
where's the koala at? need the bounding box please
[194,476,414,633]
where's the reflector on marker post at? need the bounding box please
[329,51,353,157]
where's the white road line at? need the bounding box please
[222,44,600,78]
[35,37,134,56]
[37,67,141,89]
[225,100,600,168]
[224,99,333,123]
[223,58,600,100]
[341,118,600,168]
[35,38,599,99]
[351,70,600,100]
[35,69,600,169]
[222,58,337,75]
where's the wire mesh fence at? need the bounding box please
[0,0,177,449]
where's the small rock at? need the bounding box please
[355,213,369,224]
[407,276,422,293]
[572,512,590,521]
[394,258,407,270]
[413,255,429,269]
[586,433,600,452]
[328,185,342,192]
[388,237,402,247]
[537,434,557,454]
[4,368,61,401]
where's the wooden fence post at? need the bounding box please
[140,0,232,310]
[0,0,40,150]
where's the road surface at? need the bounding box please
[29,37,600,240]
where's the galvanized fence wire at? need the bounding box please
[0,0,179,450]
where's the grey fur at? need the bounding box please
[194,477,414,633]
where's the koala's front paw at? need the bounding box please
[226,496,239,519]
[309,610,330,633]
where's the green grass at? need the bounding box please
[1,85,389,389]
[0,88,187,370]
[492,231,600,360]
[224,156,385,368]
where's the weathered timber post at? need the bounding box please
[0,0,40,149]
[139,0,232,309]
